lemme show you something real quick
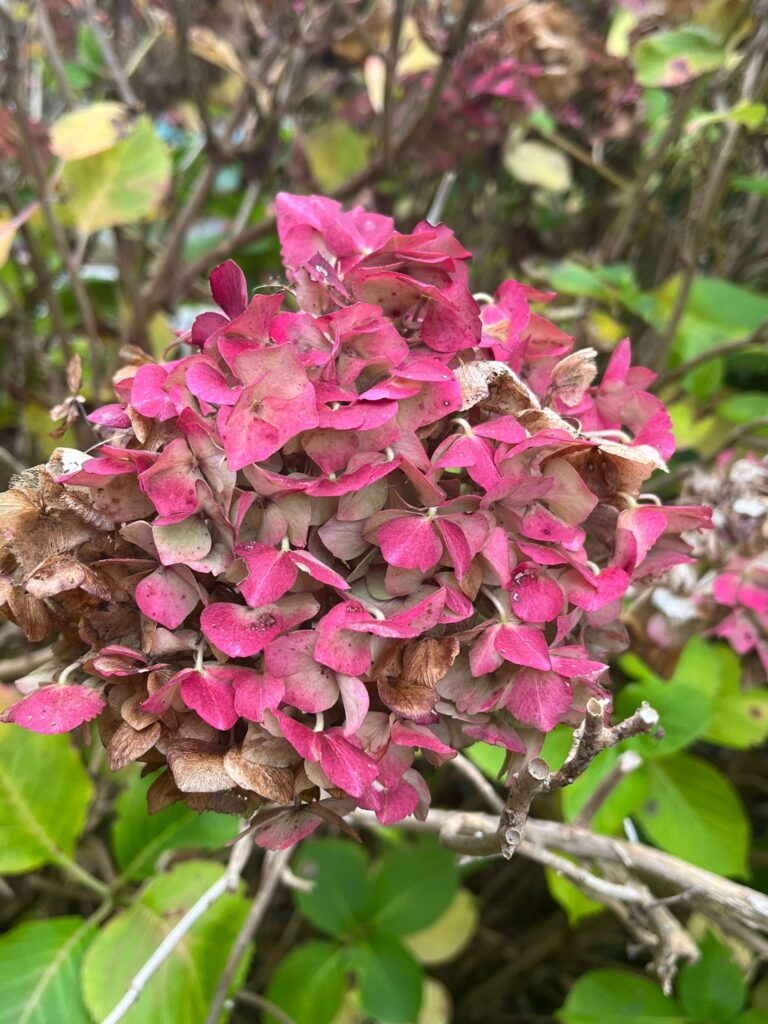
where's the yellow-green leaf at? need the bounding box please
[49,102,133,161]
[60,116,171,237]
[503,138,572,192]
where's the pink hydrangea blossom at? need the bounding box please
[0,193,709,846]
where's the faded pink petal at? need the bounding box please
[505,670,572,731]
[231,668,285,722]
[495,623,552,671]
[136,565,201,630]
[378,515,441,573]
[1,686,104,734]
[178,667,238,730]
[201,594,319,657]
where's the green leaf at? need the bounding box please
[718,392,768,424]
[0,728,93,874]
[60,116,171,237]
[82,860,249,1024]
[265,941,347,1024]
[557,969,683,1023]
[633,27,725,87]
[350,932,422,1024]
[731,175,768,197]
[636,755,750,875]
[293,840,370,938]
[614,679,713,757]
[678,931,746,1022]
[707,680,768,750]
[0,917,93,1024]
[304,120,372,191]
[542,261,612,301]
[369,843,458,936]
[687,101,767,135]
[111,769,238,881]
[673,637,739,698]
[561,746,649,836]
[466,742,507,781]
[403,889,478,965]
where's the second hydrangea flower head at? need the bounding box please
[1,193,710,848]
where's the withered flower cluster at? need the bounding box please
[0,194,708,848]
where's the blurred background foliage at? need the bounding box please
[0,0,768,1022]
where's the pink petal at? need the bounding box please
[378,515,442,573]
[289,550,349,589]
[507,567,563,623]
[1,686,104,734]
[136,565,200,629]
[265,631,340,713]
[210,259,248,318]
[495,623,552,671]
[506,669,572,732]
[178,667,238,730]
[314,601,373,675]
[231,668,285,723]
[237,543,297,606]
[201,594,319,657]
[390,720,455,755]
[337,674,370,735]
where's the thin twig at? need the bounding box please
[382,0,407,168]
[35,0,76,106]
[101,832,253,1024]
[574,750,643,828]
[81,0,141,109]
[452,752,504,813]
[203,847,292,1024]
[236,989,298,1024]
[653,319,768,390]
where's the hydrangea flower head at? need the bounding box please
[0,194,708,847]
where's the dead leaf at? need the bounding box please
[146,768,183,813]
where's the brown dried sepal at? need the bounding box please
[377,636,460,719]
[107,720,163,771]
[166,740,233,793]
[223,747,295,804]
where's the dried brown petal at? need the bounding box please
[166,740,232,792]
[551,348,597,407]
[223,748,294,804]
[25,556,112,602]
[121,691,158,730]
[146,768,183,814]
[455,361,540,415]
[107,720,162,771]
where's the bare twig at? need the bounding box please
[653,319,768,390]
[203,847,292,1024]
[382,0,407,168]
[236,989,298,1024]
[427,169,457,225]
[0,645,54,681]
[101,832,253,1024]
[82,0,141,109]
[574,750,643,828]
[34,0,76,107]
[653,12,768,370]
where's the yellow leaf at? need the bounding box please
[50,102,133,161]
[503,138,573,192]
[397,17,440,76]
[404,889,478,966]
[0,202,40,269]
